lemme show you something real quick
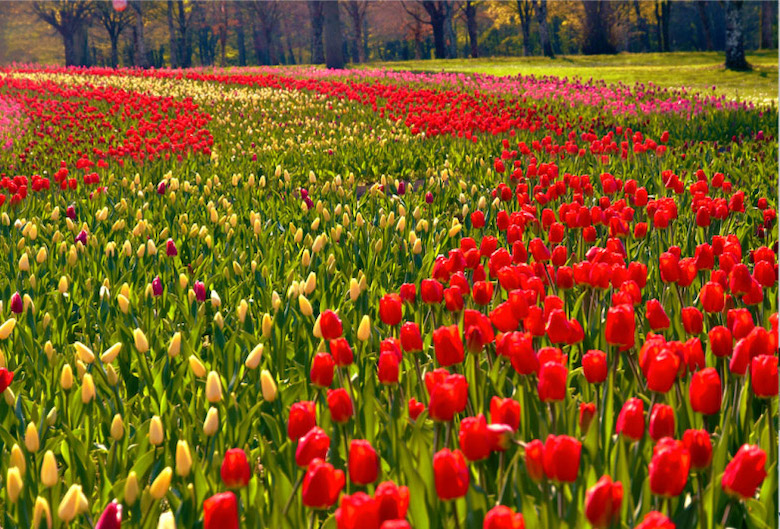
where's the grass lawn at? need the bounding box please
[363,51,778,105]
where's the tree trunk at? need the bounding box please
[517,0,532,56]
[633,0,651,52]
[237,17,246,66]
[323,0,344,68]
[110,34,119,68]
[176,0,191,68]
[696,1,714,51]
[465,0,479,58]
[660,0,671,52]
[308,1,325,63]
[63,30,77,66]
[131,1,149,68]
[167,0,178,67]
[443,0,457,58]
[430,10,447,59]
[534,0,554,58]
[761,0,773,49]
[654,0,663,51]
[724,0,749,70]
[582,1,616,55]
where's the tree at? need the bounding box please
[632,0,651,52]
[308,1,325,63]
[32,0,92,66]
[234,3,247,66]
[724,0,748,70]
[760,0,774,49]
[343,0,369,63]
[464,0,479,58]
[250,1,282,65]
[582,1,616,54]
[322,0,344,68]
[654,0,671,52]
[695,1,714,51]
[403,1,454,59]
[533,0,553,58]
[516,0,533,56]
[95,0,131,67]
[129,0,149,67]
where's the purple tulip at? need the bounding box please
[194,281,207,302]
[397,181,406,195]
[300,188,309,199]
[75,229,88,246]
[425,192,434,204]
[95,501,122,529]
[10,292,22,314]
[152,276,163,297]
[66,205,76,219]
[157,181,166,195]
[166,238,178,257]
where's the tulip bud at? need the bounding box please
[57,484,83,522]
[18,252,29,272]
[106,364,119,386]
[357,315,371,341]
[237,299,248,323]
[117,294,130,314]
[168,332,181,358]
[213,311,224,329]
[157,511,176,529]
[133,328,149,353]
[150,467,173,500]
[262,313,273,337]
[176,441,192,477]
[124,471,139,506]
[41,450,58,487]
[61,364,74,390]
[189,355,207,378]
[111,414,124,440]
[206,371,223,403]
[101,342,122,364]
[349,279,360,301]
[203,407,219,436]
[58,276,69,294]
[7,467,22,503]
[144,416,163,447]
[25,421,40,452]
[304,272,316,294]
[272,291,281,311]
[245,344,264,369]
[33,496,52,529]
[10,443,25,473]
[81,373,95,403]
[261,370,277,401]
[0,317,16,340]
[298,295,313,317]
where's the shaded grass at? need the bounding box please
[363,51,778,105]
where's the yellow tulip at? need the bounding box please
[81,373,95,403]
[203,407,219,436]
[10,443,25,474]
[168,332,181,358]
[124,471,139,506]
[41,450,58,488]
[261,370,277,402]
[60,364,73,390]
[110,414,124,440]
[25,421,40,452]
[0,317,16,340]
[176,440,192,477]
[57,484,82,522]
[133,328,149,353]
[205,371,223,403]
[149,415,164,446]
[100,343,122,364]
[150,467,172,500]
[33,496,52,529]
[7,467,22,503]
[357,315,371,341]
[245,344,264,370]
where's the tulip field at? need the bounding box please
[0,64,777,529]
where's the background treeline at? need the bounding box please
[0,0,776,70]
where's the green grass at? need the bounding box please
[363,51,778,105]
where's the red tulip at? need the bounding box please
[348,440,379,485]
[420,279,443,304]
[444,287,464,312]
[700,282,725,313]
[502,332,538,375]
[708,326,733,358]
[721,444,767,500]
[635,511,675,529]
[579,402,596,433]
[490,396,521,431]
[658,252,680,283]
[335,492,379,529]
[542,434,581,483]
[537,362,567,402]
[682,429,713,469]
[95,501,122,529]
[379,294,403,326]
[583,350,607,384]
[464,309,495,353]
[320,310,343,340]
[165,238,178,257]
[681,306,704,335]
[330,338,354,367]
[408,398,425,420]
[584,475,623,529]
[483,505,525,529]
[327,389,354,423]
[377,351,400,385]
[646,348,680,393]
[472,281,494,305]
[310,352,335,388]
[399,283,416,303]
[524,439,544,482]
[648,404,675,441]
[490,302,520,332]
[10,292,22,314]
[751,355,778,397]
[545,309,571,344]
[689,367,721,415]
[649,437,690,497]
[427,372,468,422]
[605,304,635,347]
[375,481,410,523]
[204,492,238,529]
[296,427,330,467]
[616,398,645,441]
[399,322,423,353]
[727,308,754,339]
[288,401,316,441]
[0,368,13,394]
[433,449,469,500]
[220,448,251,489]
[458,414,491,461]
[645,299,670,330]
[302,458,345,509]
[433,325,464,367]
